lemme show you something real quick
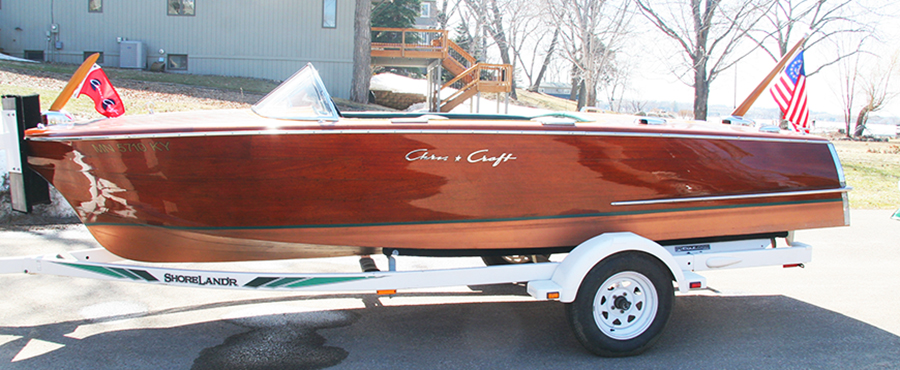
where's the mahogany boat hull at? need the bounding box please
[24,109,848,262]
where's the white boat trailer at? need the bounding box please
[0,232,811,357]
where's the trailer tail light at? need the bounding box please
[689,282,702,289]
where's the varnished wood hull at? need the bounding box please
[25,110,848,262]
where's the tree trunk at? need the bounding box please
[693,63,709,121]
[487,0,517,99]
[854,106,871,137]
[350,0,372,104]
[569,62,581,101]
[576,80,586,111]
[529,28,559,92]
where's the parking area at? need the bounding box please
[0,210,898,369]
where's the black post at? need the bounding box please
[2,94,50,213]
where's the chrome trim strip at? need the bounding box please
[27,128,833,144]
[610,187,852,206]
[827,142,847,187]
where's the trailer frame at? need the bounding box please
[0,231,812,356]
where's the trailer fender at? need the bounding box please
[551,232,687,302]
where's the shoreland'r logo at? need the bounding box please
[164,273,238,286]
[406,149,516,167]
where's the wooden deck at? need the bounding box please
[371,28,512,112]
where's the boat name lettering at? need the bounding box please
[405,149,449,162]
[467,149,517,167]
[406,149,517,167]
[91,141,170,154]
[674,244,711,253]
[164,273,238,286]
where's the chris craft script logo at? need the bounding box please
[405,149,517,167]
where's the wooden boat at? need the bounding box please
[21,64,849,262]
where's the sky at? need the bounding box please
[620,2,900,121]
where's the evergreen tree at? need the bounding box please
[452,22,473,55]
[372,0,421,43]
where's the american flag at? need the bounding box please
[769,51,809,133]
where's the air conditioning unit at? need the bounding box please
[119,41,146,69]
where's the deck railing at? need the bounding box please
[440,64,512,111]
[370,28,512,112]
[370,28,448,59]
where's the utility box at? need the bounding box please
[119,41,146,69]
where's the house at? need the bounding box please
[415,0,438,29]
[0,0,357,98]
[537,81,572,100]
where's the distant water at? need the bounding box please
[813,121,898,137]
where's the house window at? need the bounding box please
[168,0,194,16]
[420,3,431,18]
[322,0,336,28]
[167,54,188,70]
[83,51,104,64]
[89,0,102,12]
[24,50,44,62]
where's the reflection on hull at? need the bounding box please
[85,198,843,262]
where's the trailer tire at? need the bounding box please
[565,252,674,357]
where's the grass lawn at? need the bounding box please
[831,139,900,209]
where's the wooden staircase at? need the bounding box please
[371,28,512,112]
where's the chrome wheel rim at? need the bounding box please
[592,271,659,340]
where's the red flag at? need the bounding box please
[769,51,809,133]
[75,64,125,118]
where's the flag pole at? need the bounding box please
[48,53,100,111]
[731,37,807,117]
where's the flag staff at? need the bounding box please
[731,36,807,117]
[49,53,100,111]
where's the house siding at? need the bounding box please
[0,0,355,98]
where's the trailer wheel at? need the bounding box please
[565,252,674,357]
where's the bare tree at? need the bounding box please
[503,0,554,91]
[436,0,463,30]
[602,55,631,112]
[463,0,519,99]
[635,0,769,121]
[350,0,372,104]
[628,99,649,113]
[546,0,632,108]
[527,28,560,92]
[853,52,899,136]
[834,38,861,136]
[747,0,875,76]
[457,2,485,60]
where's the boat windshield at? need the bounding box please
[252,63,340,121]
